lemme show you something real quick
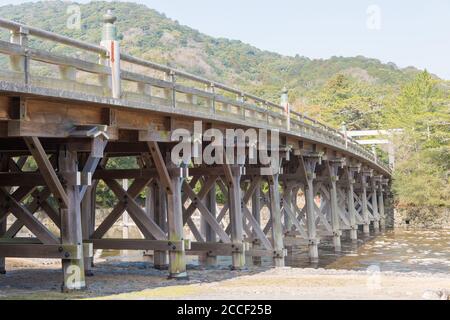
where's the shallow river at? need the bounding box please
[102,228,450,274]
[286,228,450,273]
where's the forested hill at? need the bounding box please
[0,1,425,106]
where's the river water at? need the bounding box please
[100,228,450,274]
[285,228,450,274]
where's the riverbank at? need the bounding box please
[1,228,449,300]
[1,260,449,300]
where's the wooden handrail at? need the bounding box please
[0,17,391,174]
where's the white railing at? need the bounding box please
[0,17,391,174]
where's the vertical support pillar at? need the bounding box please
[268,174,285,267]
[360,172,370,235]
[378,181,386,230]
[100,10,121,99]
[59,148,86,292]
[149,181,169,269]
[201,183,217,266]
[251,180,262,266]
[228,166,245,269]
[0,219,5,274]
[81,183,96,276]
[122,179,129,256]
[283,184,294,232]
[301,155,320,263]
[0,154,8,274]
[327,160,342,252]
[166,170,187,279]
[345,167,358,241]
[281,87,290,131]
[371,177,380,233]
[9,26,29,83]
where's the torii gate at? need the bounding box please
[343,129,403,169]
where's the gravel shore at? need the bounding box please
[1,258,449,300]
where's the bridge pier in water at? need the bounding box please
[0,14,393,292]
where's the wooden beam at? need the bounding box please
[187,241,246,256]
[89,239,189,252]
[166,170,188,279]
[104,178,167,240]
[58,148,86,291]
[183,182,231,243]
[268,174,285,267]
[0,243,85,259]
[4,188,53,238]
[0,186,35,223]
[0,188,58,244]
[24,136,69,208]
[92,178,150,239]
[147,141,173,195]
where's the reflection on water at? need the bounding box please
[287,229,450,274]
[99,229,450,274]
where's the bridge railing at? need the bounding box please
[0,17,390,174]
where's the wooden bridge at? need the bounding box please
[0,12,392,291]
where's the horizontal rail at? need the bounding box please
[0,17,391,174]
[0,18,107,55]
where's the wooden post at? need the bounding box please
[371,178,380,233]
[122,179,129,256]
[378,182,386,230]
[166,170,188,279]
[360,173,370,235]
[201,183,217,266]
[9,26,29,83]
[100,10,121,99]
[0,155,8,274]
[81,183,96,276]
[283,184,294,232]
[251,179,262,266]
[59,148,86,291]
[268,174,285,267]
[345,167,358,241]
[326,161,342,252]
[302,156,320,262]
[227,166,246,269]
[150,181,168,269]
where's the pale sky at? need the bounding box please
[1,0,449,79]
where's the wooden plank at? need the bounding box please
[24,136,68,208]
[58,148,86,291]
[188,241,245,256]
[4,188,52,238]
[0,188,58,244]
[89,239,189,252]
[242,206,273,250]
[147,141,173,195]
[183,182,231,243]
[0,243,83,259]
[0,186,35,223]
[282,200,308,239]
[166,171,188,278]
[104,178,167,240]
[92,178,150,239]
[268,174,285,266]
[182,177,216,223]
[246,249,286,258]
[221,164,235,188]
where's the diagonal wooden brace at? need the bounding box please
[24,136,69,208]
